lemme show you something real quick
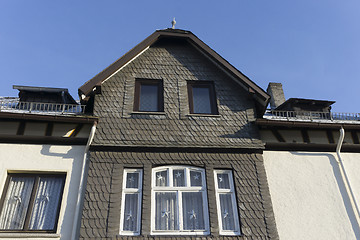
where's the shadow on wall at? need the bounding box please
[161,41,259,141]
[40,144,85,238]
[40,145,79,159]
[291,152,360,239]
[159,39,256,114]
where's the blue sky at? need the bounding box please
[0,1,359,112]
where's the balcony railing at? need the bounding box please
[0,99,86,115]
[264,110,360,122]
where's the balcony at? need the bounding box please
[0,98,86,115]
[264,110,360,123]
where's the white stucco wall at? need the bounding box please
[0,144,85,240]
[264,151,360,240]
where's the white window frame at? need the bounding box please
[119,169,143,236]
[151,166,210,235]
[214,170,241,235]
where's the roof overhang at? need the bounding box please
[256,118,360,130]
[0,112,98,124]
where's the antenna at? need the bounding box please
[171,18,176,29]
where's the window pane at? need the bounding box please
[190,171,202,187]
[173,169,185,187]
[126,172,139,189]
[155,192,178,230]
[29,177,64,230]
[122,194,139,232]
[192,87,211,114]
[140,84,158,111]
[217,173,230,189]
[0,177,35,230]
[219,194,235,231]
[155,170,168,187]
[182,192,205,230]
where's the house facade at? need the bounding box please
[1,28,357,240]
[258,83,360,239]
[0,86,97,239]
[78,29,278,239]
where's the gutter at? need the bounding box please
[71,121,97,240]
[335,127,360,230]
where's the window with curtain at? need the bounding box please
[151,166,209,235]
[133,79,163,112]
[214,170,241,235]
[119,169,143,235]
[187,81,218,115]
[0,173,65,232]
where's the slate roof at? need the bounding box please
[90,39,263,149]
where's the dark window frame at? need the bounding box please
[0,173,66,233]
[187,81,218,115]
[133,79,164,112]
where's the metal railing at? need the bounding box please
[265,110,360,121]
[0,99,86,115]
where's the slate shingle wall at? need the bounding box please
[80,39,278,239]
[92,40,262,148]
[80,150,278,240]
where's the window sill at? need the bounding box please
[186,114,221,118]
[150,230,210,236]
[131,111,166,115]
[219,232,241,236]
[0,233,60,238]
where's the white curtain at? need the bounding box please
[219,193,235,230]
[190,170,202,187]
[155,192,178,230]
[0,177,34,230]
[173,169,185,187]
[192,87,211,114]
[155,170,168,187]
[139,84,158,111]
[29,177,63,230]
[126,172,139,189]
[217,173,230,189]
[182,192,204,230]
[123,194,138,231]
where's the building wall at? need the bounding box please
[91,39,261,148]
[80,150,278,239]
[263,151,360,240]
[0,144,86,240]
[81,38,278,239]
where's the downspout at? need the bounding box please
[71,121,97,240]
[335,127,360,229]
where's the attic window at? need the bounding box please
[134,79,163,112]
[187,81,218,115]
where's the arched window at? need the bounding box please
[151,166,209,235]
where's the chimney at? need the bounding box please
[267,82,286,109]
